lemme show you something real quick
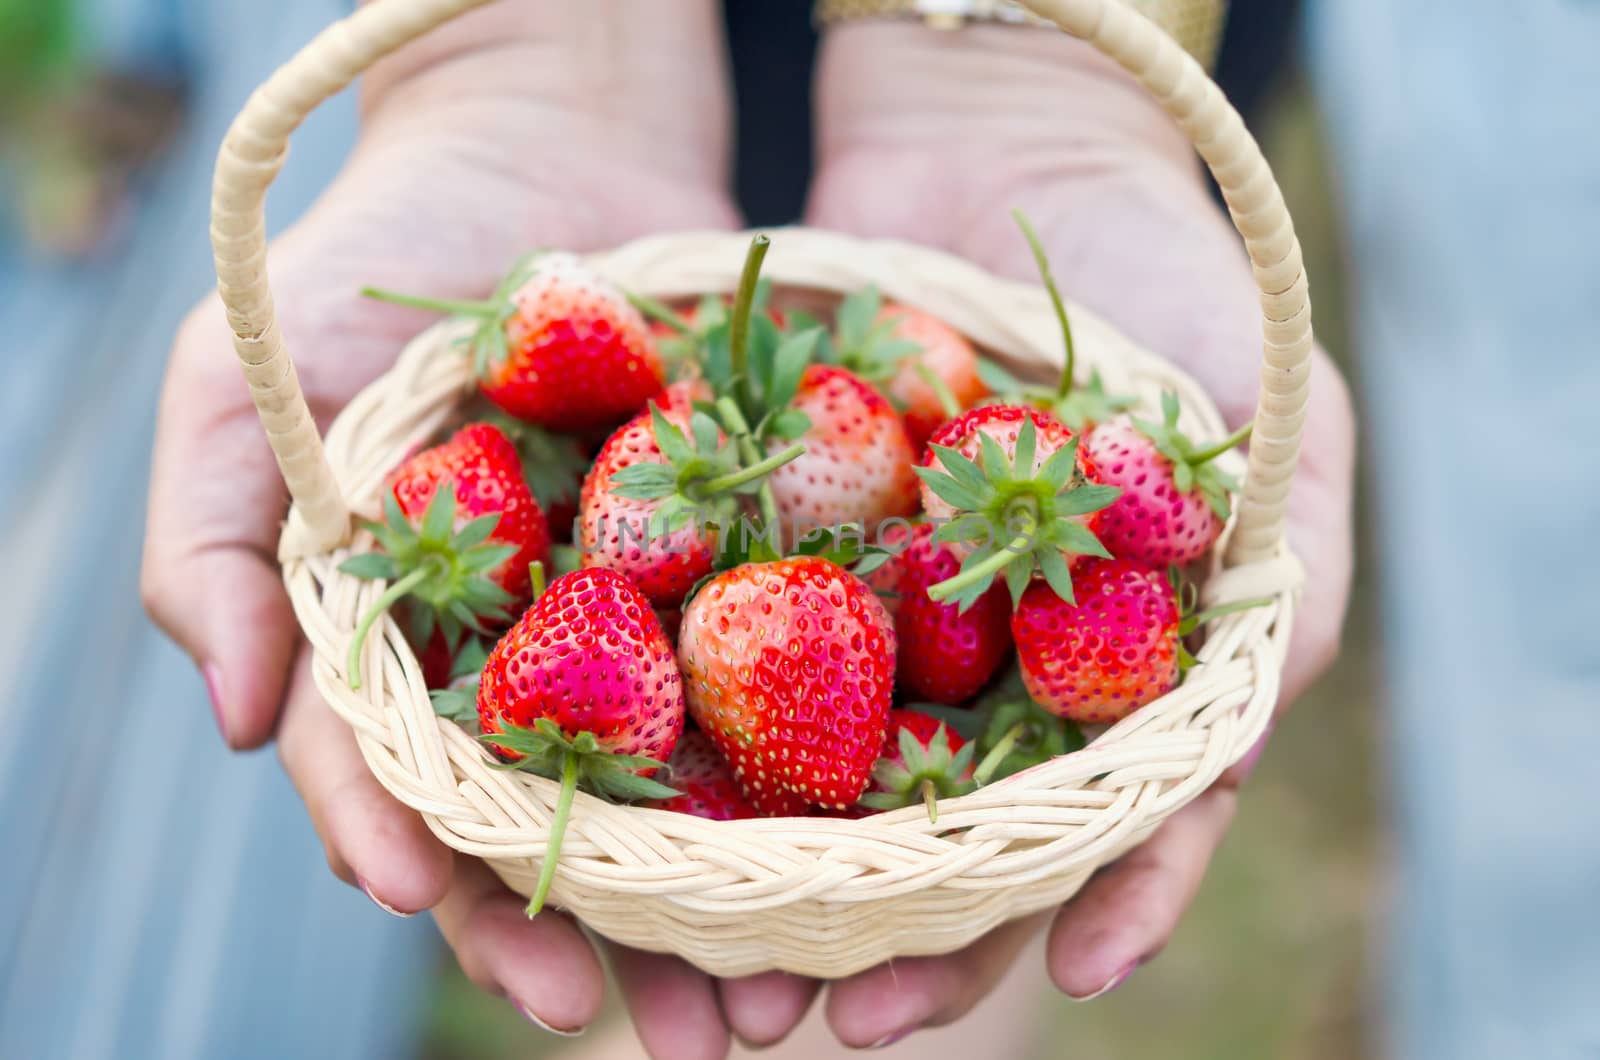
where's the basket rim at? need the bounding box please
[287,225,1300,845]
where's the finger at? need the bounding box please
[432,856,606,1036]
[824,912,1045,1049]
[607,944,730,1060]
[1046,785,1237,999]
[275,649,453,914]
[716,971,820,1050]
[142,303,302,750]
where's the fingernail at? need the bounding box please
[1067,958,1139,1002]
[869,1027,915,1049]
[514,1000,585,1037]
[356,875,413,919]
[202,661,229,744]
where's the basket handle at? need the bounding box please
[213,0,1311,564]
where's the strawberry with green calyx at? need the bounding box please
[678,555,896,816]
[477,566,685,914]
[642,729,759,821]
[340,423,550,691]
[1086,394,1253,567]
[702,237,919,544]
[363,252,665,432]
[976,211,1136,434]
[858,709,1028,822]
[814,287,988,452]
[580,381,806,608]
[917,406,1120,612]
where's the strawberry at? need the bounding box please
[975,211,1135,433]
[642,729,758,821]
[340,422,550,690]
[765,363,919,541]
[1010,558,1180,724]
[874,522,1010,704]
[678,556,897,815]
[879,303,987,452]
[812,286,984,463]
[1086,394,1252,567]
[857,709,977,822]
[478,567,684,912]
[915,405,1119,611]
[365,252,665,432]
[578,380,804,608]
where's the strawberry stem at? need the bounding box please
[529,560,546,602]
[973,723,1025,785]
[528,747,579,917]
[1186,421,1255,466]
[700,442,806,493]
[914,362,961,420]
[1012,210,1078,402]
[626,291,694,335]
[715,396,783,543]
[346,564,435,690]
[920,778,939,824]
[728,234,771,402]
[360,286,496,318]
[926,530,1033,603]
[1185,595,1274,629]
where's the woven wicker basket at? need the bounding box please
[210,0,1312,978]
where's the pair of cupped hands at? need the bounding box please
[142,3,1353,1055]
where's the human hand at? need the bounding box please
[141,0,747,1039]
[665,21,1354,1051]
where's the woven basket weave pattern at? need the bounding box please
[211,0,1311,978]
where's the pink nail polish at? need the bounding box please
[514,1000,585,1037]
[869,1027,914,1049]
[202,662,230,745]
[356,875,413,919]
[1067,959,1139,1002]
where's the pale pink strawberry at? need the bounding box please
[878,304,987,452]
[1085,396,1251,567]
[766,364,919,540]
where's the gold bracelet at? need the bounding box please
[814,0,1227,70]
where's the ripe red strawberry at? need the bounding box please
[579,380,804,608]
[365,252,665,432]
[858,709,976,821]
[878,304,987,452]
[766,364,919,540]
[1086,396,1252,567]
[1010,558,1180,724]
[487,416,591,543]
[478,567,684,912]
[874,523,1010,704]
[642,729,758,821]
[340,422,550,690]
[678,556,897,815]
[916,405,1119,611]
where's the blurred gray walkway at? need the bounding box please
[0,2,439,1058]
